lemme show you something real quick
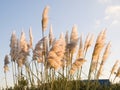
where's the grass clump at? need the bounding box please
[2,6,120,90]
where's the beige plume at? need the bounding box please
[42,6,49,31]
[70,58,86,75]
[102,42,111,62]
[47,38,66,70]
[111,60,120,75]
[10,31,17,48]
[29,27,33,48]
[4,55,9,65]
[20,31,29,52]
[68,25,79,53]
[65,31,69,45]
[77,35,84,58]
[116,67,120,77]
[49,25,54,46]
[4,65,9,73]
[33,37,46,63]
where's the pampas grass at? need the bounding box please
[29,27,33,49]
[3,6,120,90]
[4,55,9,89]
[47,38,66,70]
[70,58,86,75]
[109,60,120,80]
[97,42,111,79]
[42,6,49,32]
[69,25,79,53]
[49,25,54,47]
[113,67,120,83]
[84,33,94,54]
[86,30,106,90]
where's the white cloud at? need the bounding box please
[104,6,120,27]
[94,4,120,29]
[105,6,120,19]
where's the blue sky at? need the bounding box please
[0,0,120,87]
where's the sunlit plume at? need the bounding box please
[29,27,33,49]
[70,58,86,75]
[42,6,49,31]
[67,25,79,53]
[49,25,54,47]
[47,37,66,70]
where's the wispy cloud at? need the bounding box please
[105,6,120,27]
[95,5,120,29]
[105,6,120,20]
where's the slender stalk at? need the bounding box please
[79,48,88,79]
[25,63,41,85]
[79,67,82,79]
[11,62,15,86]
[109,73,112,80]
[14,62,17,85]
[94,56,99,79]
[86,58,93,90]
[17,65,20,85]
[113,76,117,83]
[31,61,34,84]
[34,61,39,85]
[4,72,8,90]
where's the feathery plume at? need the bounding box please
[4,55,10,73]
[10,31,17,48]
[10,31,17,62]
[4,55,9,65]
[15,31,30,67]
[96,29,106,43]
[49,25,54,46]
[70,25,79,43]
[10,38,20,62]
[91,30,106,73]
[92,30,106,62]
[4,65,9,73]
[88,34,94,47]
[33,37,46,63]
[68,25,79,53]
[29,27,33,48]
[89,30,106,74]
[77,35,84,58]
[84,34,94,53]
[111,60,120,75]
[116,67,120,77]
[70,58,86,74]
[65,31,69,45]
[47,38,66,70]
[102,42,111,63]
[42,6,49,31]
[97,42,111,78]
[20,31,29,52]
[84,33,91,50]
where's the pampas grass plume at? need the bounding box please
[29,27,33,48]
[42,6,49,31]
